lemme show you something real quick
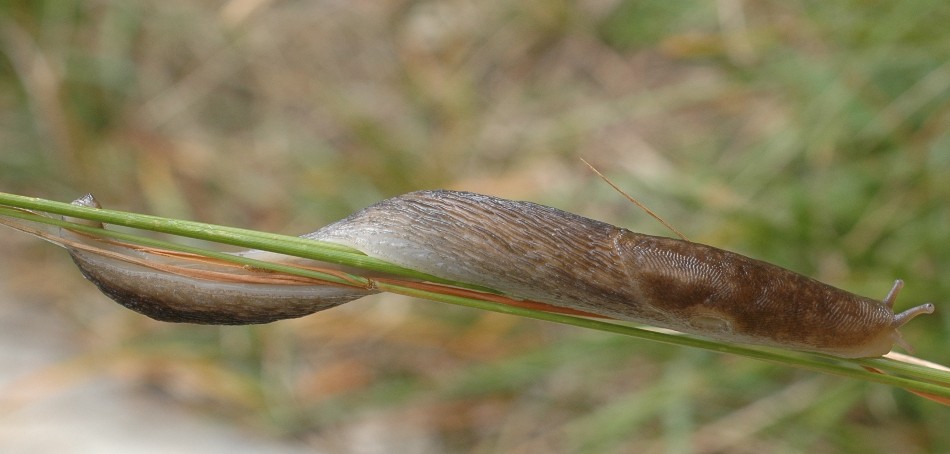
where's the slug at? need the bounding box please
[60,190,935,358]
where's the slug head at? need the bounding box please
[847,280,935,358]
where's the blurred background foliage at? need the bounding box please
[0,0,948,452]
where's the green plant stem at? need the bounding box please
[1,192,948,400]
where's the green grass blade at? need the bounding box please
[1,192,948,400]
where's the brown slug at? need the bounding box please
[62,190,936,358]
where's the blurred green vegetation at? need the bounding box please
[0,0,948,452]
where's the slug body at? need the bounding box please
[60,196,369,324]
[62,190,934,358]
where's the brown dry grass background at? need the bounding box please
[1,1,949,452]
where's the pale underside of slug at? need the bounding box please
[32,190,937,358]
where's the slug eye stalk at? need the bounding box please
[881,280,935,328]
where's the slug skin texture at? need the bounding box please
[64,190,934,358]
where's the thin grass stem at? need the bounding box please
[1,192,948,401]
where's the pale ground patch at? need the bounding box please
[0,235,314,454]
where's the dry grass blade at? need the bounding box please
[1,194,948,405]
